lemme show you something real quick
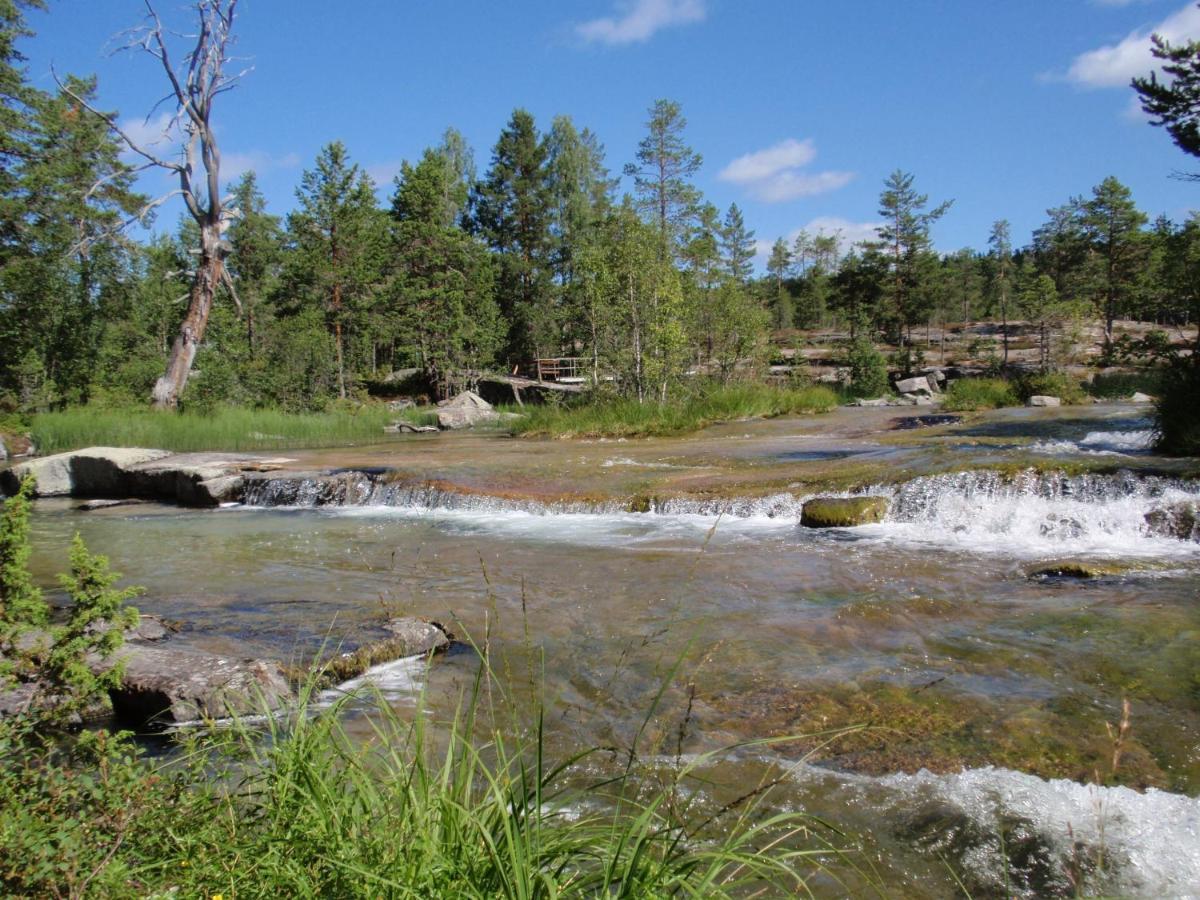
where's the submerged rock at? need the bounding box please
[1027,395,1061,408]
[304,618,453,688]
[1026,560,1128,580]
[800,495,889,528]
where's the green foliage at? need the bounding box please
[844,334,889,398]
[30,404,402,453]
[1088,370,1164,399]
[514,382,836,438]
[1016,371,1087,405]
[35,535,139,722]
[1154,363,1200,455]
[0,475,47,685]
[1132,29,1200,161]
[0,671,858,897]
[941,377,1020,411]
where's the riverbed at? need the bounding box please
[23,401,1200,897]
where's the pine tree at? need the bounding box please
[227,171,284,353]
[1132,26,1200,166]
[474,109,554,361]
[766,237,793,328]
[1081,176,1147,344]
[624,98,702,256]
[720,203,755,283]
[0,476,47,687]
[988,220,1013,366]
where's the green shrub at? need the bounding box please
[1154,364,1200,456]
[844,336,889,398]
[0,477,48,687]
[942,378,1020,411]
[1016,372,1087,405]
[1088,370,1164,399]
[513,382,838,438]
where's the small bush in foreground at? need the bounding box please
[513,382,838,438]
[941,378,1019,411]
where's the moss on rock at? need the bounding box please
[799,495,889,528]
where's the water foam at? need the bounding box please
[1032,429,1155,456]
[873,469,1200,558]
[872,766,1200,898]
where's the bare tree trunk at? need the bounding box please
[152,233,222,408]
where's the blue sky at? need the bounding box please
[22,0,1200,265]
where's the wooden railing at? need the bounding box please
[530,357,589,383]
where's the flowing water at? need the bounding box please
[20,402,1200,897]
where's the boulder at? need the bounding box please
[1027,395,1061,408]
[894,376,934,396]
[108,644,294,726]
[437,390,499,430]
[1,447,172,497]
[1144,501,1199,542]
[800,496,889,528]
[1026,560,1127,580]
[853,397,890,408]
[1130,392,1154,403]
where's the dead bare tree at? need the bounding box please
[59,0,245,409]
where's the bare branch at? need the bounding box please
[220,264,243,315]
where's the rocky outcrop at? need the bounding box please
[800,496,889,528]
[1,447,296,506]
[1027,395,1061,408]
[1,447,171,496]
[108,644,294,725]
[305,618,453,689]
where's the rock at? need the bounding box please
[437,390,499,429]
[853,397,890,408]
[393,422,439,434]
[109,644,294,726]
[306,618,453,688]
[0,435,6,461]
[894,376,935,396]
[1026,560,1127,580]
[1144,501,1199,542]
[1,447,171,497]
[1130,392,1154,403]
[914,395,935,406]
[75,498,148,511]
[800,496,889,528]
[1027,395,1061,408]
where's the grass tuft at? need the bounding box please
[941,378,1020,411]
[512,382,838,439]
[28,405,435,454]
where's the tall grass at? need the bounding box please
[513,382,839,438]
[941,378,1020,411]
[0,666,866,897]
[28,405,435,453]
[1089,370,1163,400]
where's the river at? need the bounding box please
[23,401,1200,897]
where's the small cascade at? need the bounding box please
[1031,428,1155,456]
[881,469,1200,555]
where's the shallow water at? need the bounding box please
[21,401,1200,897]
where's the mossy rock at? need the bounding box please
[1026,560,1129,580]
[799,495,889,528]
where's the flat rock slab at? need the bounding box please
[2,447,171,497]
[109,643,294,726]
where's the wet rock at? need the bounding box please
[1026,560,1128,580]
[1027,395,1061,408]
[75,498,148,511]
[305,618,453,688]
[436,390,497,430]
[391,422,438,434]
[853,397,890,407]
[1144,501,1199,542]
[109,644,294,726]
[800,495,889,528]
[1,447,172,497]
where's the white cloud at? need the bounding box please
[222,150,301,180]
[1067,1,1200,87]
[576,0,706,46]
[718,138,854,203]
[119,112,179,153]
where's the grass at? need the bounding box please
[28,405,438,454]
[1089,370,1163,400]
[0,664,864,898]
[941,378,1020,411]
[512,382,839,439]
